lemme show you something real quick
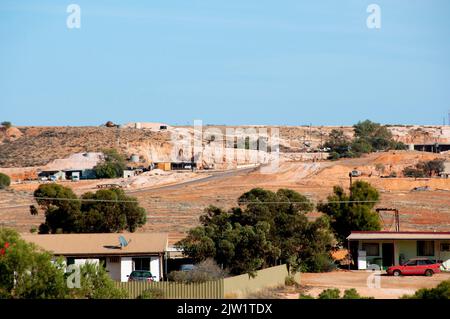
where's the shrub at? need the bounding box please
[168,259,227,283]
[342,288,362,299]
[94,149,126,178]
[318,288,341,299]
[1,121,12,129]
[137,287,165,299]
[402,166,425,178]
[403,280,450,299]
[284,275,297,286]
[0,173,11,189]
[298,294,315,299]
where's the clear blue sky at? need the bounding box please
[1,0,449,126]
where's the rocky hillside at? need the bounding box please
[0,124,449,168]
[0,126,171,167]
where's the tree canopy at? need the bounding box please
[177,188,334,275]
[34,184,146,234]
[317,181,381,243]
[94,149,127,179]
[325,120,407,160]
[0,173,11,189]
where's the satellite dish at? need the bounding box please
[119,236,129,248]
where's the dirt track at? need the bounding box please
[299,271,450,299]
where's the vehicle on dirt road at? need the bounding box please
[387,258,441,277]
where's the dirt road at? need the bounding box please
[300,270,450,299]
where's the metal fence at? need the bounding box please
[115,264,297,299]
[114,280,224,299]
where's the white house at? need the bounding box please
[347,231,450,270]
[22,233,168,282]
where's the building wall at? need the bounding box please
[106,258,121,281]
[150,257,160,281]
[120,257,133,282]
[356,240,450,269]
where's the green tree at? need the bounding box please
[178,188,334,275]
[353,120,407,152]
[94,149,126,178]
[0,228,68,299]
[1,121,12,129]
[34,184,82,234]
[0,173,11,189]
[79,188,146,233]
[34,185,146,233]
[324,129,352,159]
[317,181,381,243]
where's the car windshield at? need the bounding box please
[131,271,152,277]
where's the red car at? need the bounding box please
[387,258,441,277]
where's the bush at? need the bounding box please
[342,288,362,299]
[304,253,336,273]
[168,259,227,283]
[298,294,315,299]
[403,280,450,299]
[137,287,165,299]
[1,121,12,129]
[402,166,426,178]
[94,149,126,179]
[285,275,297,286]
[0,173,11,189]
[318,288,341,299]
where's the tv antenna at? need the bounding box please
[118,235,131,249]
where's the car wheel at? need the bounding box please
[425,269,433,277]
[393,270,401,277]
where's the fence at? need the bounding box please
[224,264,299,298]
[116,264,298,299]
[114,280,224,299]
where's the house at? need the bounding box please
[22,233,169,282]
[439,161,450,178]
[347,231,450,270]
[38,170,66,181]
[64,168,96,180]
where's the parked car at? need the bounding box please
[179,264,195,272]
[350,170,362,177]
[387,258,441,277]
[127,270,155,282]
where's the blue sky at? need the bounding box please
[0,0,449,126]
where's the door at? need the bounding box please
[402,259,417,275]
[382,243,394,268]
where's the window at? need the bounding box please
[133,257,151,271]
[109,256,120,263]
[362,243,380,256]
[405,260,417,266]
[417,241,435,256]
[441,243,450,252]
[417,259,432,266]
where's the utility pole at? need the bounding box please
[348,172,353,196]
[376,208,400,232]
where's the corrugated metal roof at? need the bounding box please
[347,231,450,240]
[22,233,168,256]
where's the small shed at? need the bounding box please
[157,162,171,171]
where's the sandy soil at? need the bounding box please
[298,270,450,299]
